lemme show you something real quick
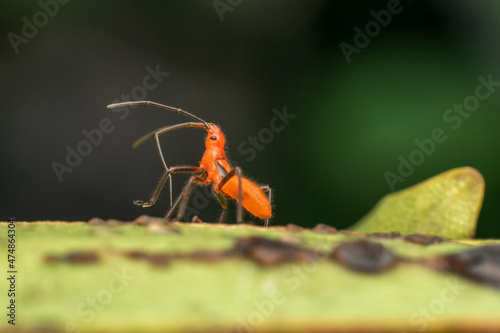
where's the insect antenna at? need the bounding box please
[132,122,208,207]
[107,101,212,132]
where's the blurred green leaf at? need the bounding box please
[351,167,485,239]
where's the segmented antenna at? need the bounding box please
[107,101,212,132]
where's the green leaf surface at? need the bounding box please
[1,221,499,333]
[351,167,485,239]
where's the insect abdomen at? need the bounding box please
[221,177,272,219]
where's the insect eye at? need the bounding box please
[210,135,217,140]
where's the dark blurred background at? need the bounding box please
[1,1,499,237]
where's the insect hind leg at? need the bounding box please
[259,185,272,227]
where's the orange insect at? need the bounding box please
[107,101,272,226]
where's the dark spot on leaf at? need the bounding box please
[44,254,60,263]
[312,223,337,234]
[368,231,401,239]
[148,253,172,267]
[331,240,397,273]
[126,251,150,260]
[444,245,500,288]
[181,250,228,262]
[125,251,171,266]
[45,251,100,264]
[125,249,227,267]
[66,251,100,263]
[404,234,445,245]
[232,236,315,266]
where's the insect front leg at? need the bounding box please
[134,166,202,208]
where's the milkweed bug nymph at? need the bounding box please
[107,101,272,226]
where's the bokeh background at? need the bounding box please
[1,0,499,238]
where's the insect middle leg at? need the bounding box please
[134,166,203,208]
[216,168,273,226]
[216,167,244,223]
[165,175,208,221]
[214,192,229,224]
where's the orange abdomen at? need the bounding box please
[221,177,272,219]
